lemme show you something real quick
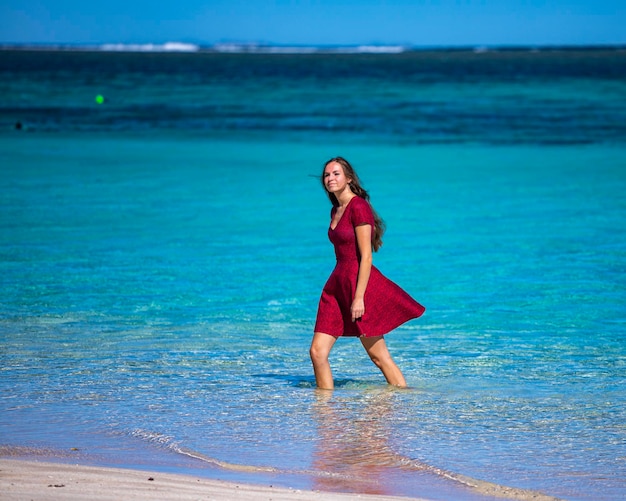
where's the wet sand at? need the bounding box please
[0,459,428,501]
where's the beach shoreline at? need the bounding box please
[0,446,566,501]
[0,458,429,501]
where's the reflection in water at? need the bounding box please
[312,388,424,495]
[310,389,560,501]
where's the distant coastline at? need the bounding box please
[1,42,625,54]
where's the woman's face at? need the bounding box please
[323,161,352,194]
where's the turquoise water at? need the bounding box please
[1,50,625,500]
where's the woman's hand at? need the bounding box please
[351,297,365,321]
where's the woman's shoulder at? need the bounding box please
[350,196,372,215]
[350,196,369,209]
[349,196,374,225]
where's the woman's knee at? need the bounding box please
[367,351,391,369]
[362,337,393,368]
[310,335,333,365]
[309,344,325,364]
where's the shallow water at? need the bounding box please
[1,49,626,500]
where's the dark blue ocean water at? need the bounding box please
[2,48,626,144]
[1,49,625,501]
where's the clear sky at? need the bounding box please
[1,0,625,47]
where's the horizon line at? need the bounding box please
[1,41,625,55]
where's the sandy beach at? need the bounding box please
[0,459,429,501]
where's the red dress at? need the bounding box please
[314,196,425,337]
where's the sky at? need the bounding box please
[1,0,625,47]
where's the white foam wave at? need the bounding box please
[211,43,408,54]
[99,42,199,52]
[349,45,407,54]
[14,42,407,54]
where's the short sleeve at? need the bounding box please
[350,197,375,228]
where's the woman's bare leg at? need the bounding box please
[360,336,407,387]
[310,332,338,390]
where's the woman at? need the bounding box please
[310,157,425,389]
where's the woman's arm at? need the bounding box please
[352,224,373,322]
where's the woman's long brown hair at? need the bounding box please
[321,157,386,252]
